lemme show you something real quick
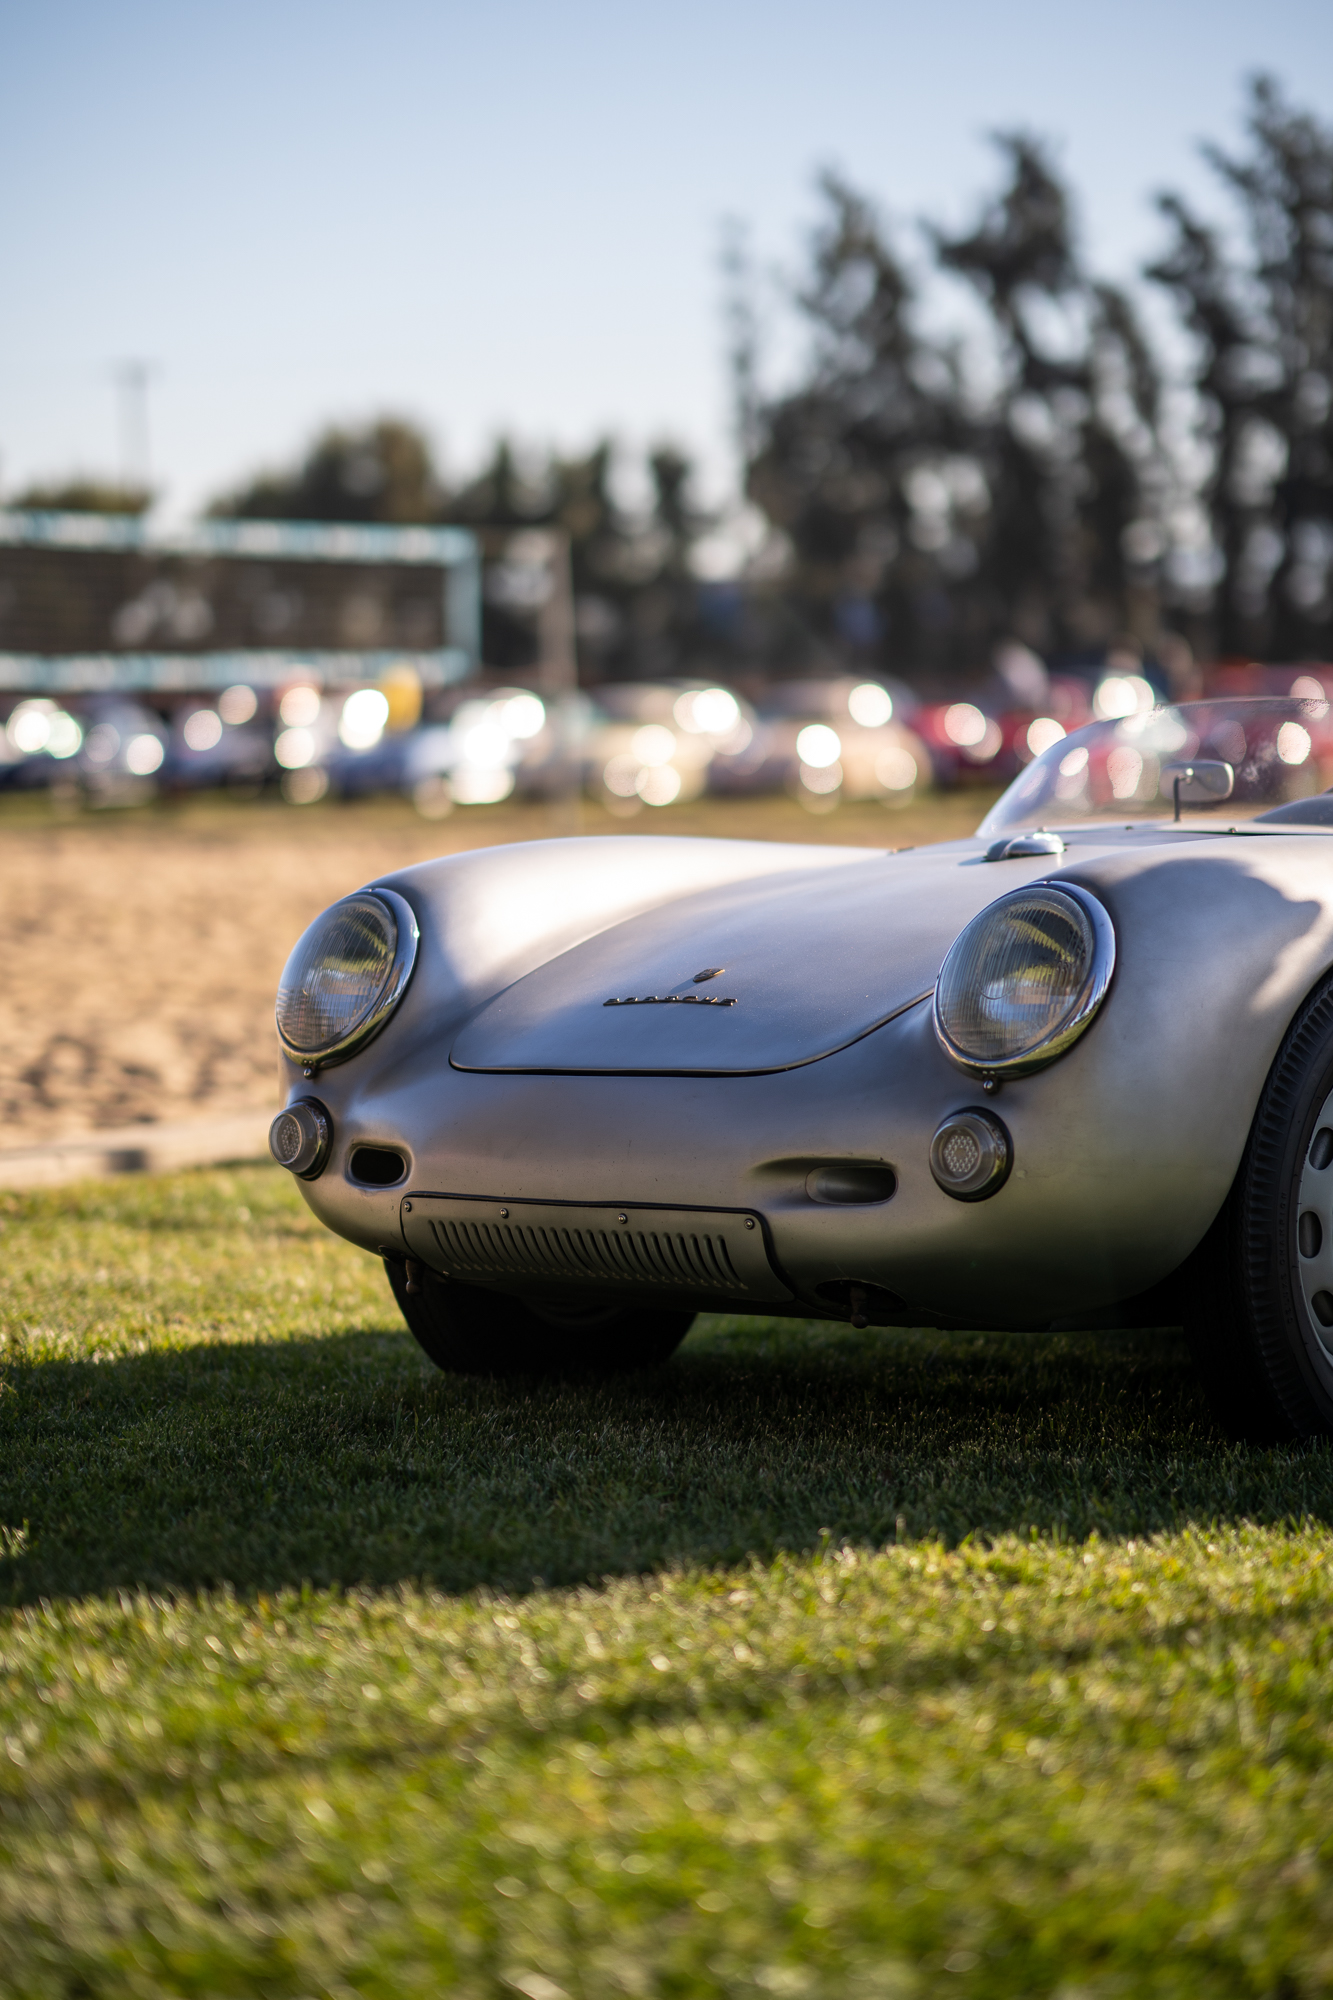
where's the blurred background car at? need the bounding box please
[77,697,170,803]
[710,677,929,810]
[312,682,568,816]
[0,696,87,794]
[582,682,757,812]
[0,693,171,802]
[912,666,1110,791]
[163,682,275,795]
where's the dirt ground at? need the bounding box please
[0,785,995,1145]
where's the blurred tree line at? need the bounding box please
[13,478,152,515]
[16,75,1330,684]
[745,74,1332,677]
[206,425,708,681]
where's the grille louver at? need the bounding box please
[429,1216,743,1290]
[399,1196,791,1304]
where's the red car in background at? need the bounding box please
[913,674,1095,789]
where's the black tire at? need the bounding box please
[384,1259,695,1379]
[1185,973,1333,1441]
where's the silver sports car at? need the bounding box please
[269,694,1333,1443]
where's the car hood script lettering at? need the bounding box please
[603,993,738,1008]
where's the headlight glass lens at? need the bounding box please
[936,887,1101,1069]
[277,893,399,1057]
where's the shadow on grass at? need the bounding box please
[2,1314,1329,1606]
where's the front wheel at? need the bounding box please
[385,1259,695,1379]
[1185,974,1333,1440]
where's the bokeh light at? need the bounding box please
[636,765,682,806]
[943,703,986,747]
[8,699,56,754]
[279,686,321,728]
[1093,674,1155,720]
[602,755,642,799]
[875,745,918,791]
[218,684,258,725]
[631,724,677,768]
[339,688,391,751]
[1027,716,1065,757]
[499,692,545,740]
[275,727,316,769]
[449,766,515,805]
[125,734,164,775]
[796,723,841,768]
[1277,720,1312,765]
[282,767,329,805]
[45,711,83,758]
[848,683,893,728]
[685,688,741,736]
[183,709,223,752]
[800,760,843,794]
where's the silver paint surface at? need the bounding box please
[449,852,983,1073]
[285,823,1333,1329]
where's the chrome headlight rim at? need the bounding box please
[933,880,1115,1079]
[276,885,420,1069]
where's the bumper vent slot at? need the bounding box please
[349,1146,408,1186]
[398,1195,792,1304]
[429,1217,742,1291]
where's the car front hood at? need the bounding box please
[450,841,1031,1075]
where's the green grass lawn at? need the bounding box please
[2,1165,1332,1998]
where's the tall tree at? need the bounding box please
[449,437,708,680]
[746,172,968,673]
[744,152,1165,679]
[447,439,549,530]
[932,136,1163,656]
[1148,77,1333,659]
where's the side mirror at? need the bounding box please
[1162,759,1234,821]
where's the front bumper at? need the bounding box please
[399,1193,792,1316]
[286,994,1231,1329]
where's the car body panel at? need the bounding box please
[284,819,1333,1331]
[445,829,1258,1077]
[448,848,974,1074]
[359,834,872,1052]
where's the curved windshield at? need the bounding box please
[978,697,1333,837]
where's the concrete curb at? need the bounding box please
[0,1112,274,1189]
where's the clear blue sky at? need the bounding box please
[2,0,1330,518]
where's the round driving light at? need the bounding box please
[934,882,1114,1077]
[276,886,419,1067]
[269,1098,332,1180]
[929,1109,1012,1201]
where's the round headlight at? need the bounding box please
[934,882,1114,1077]
[276,887,419,1067]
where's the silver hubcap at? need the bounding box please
[1295,1085,1333,1358]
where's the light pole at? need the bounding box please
[537,527,581,833]
[112,360,157,492]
